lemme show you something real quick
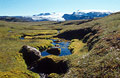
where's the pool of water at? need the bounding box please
[41,39,72,56]
[19,37,24,40]
[19,36,72,56]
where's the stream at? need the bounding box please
[20,37,72,56]
[20,30,72,56]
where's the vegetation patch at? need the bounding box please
[69,39,87,54]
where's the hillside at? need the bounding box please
[57,12,120,78]
[0,12,120,78]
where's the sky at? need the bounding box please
[0,0,120,16]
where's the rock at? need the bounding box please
[54,39,61,43]
[19,45,41,66]
[47,47,61,55]
[39,73,48,78]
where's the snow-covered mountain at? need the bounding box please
[31,12,65,21]
[63,10,113,20]
[74,10,112,14]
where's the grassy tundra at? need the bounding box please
[0,12,120,78]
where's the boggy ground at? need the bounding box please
[0,20,86,78]
[0,12,120,78]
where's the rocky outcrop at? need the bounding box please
[47,47,61,55]
[19,45,41,66]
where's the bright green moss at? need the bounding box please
[0,70,40,78]
[23,30,58,36]
[69,39,86,54]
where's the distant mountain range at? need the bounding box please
[63,10,112,21]
[0,16,33,22]
[0,10,113,22]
